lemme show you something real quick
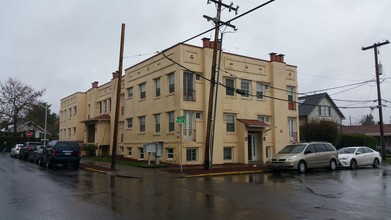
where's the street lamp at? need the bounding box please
[39,104,48,148]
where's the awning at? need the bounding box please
[80,114,111,123]
[237,119,271,128]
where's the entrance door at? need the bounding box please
[248,133,258,161]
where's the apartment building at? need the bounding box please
[59,39,299,165]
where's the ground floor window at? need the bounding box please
[127,147,132,156]
[139,147,144,159]
[224,147,233,160]
[186,148,197,162]
[266,146,271,159]
[167,148,174,160]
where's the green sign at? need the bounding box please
[176,116,186,123]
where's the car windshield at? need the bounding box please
[338,148,356,154]
[278,145,305,154]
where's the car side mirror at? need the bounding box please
[356,152,361,155]
[304,150,312,154]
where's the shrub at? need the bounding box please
[82,144,97,156]
[338,134,376,149]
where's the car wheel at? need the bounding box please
[329,159,337,171]
[297,161,307,173]
[350,159,357,169]
[372,158,380,168]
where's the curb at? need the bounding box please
[181,170,264,178]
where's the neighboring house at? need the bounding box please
[59,38,299,165]
[1,120,50,140]
[341,124,391,148]
[298,93,345,126]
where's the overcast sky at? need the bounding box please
[1,0,390,125]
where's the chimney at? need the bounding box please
[201,37,221,50]
[112,71,120,79]
[202,38,211,48]
[277,54,285,63]
[92,81,99,88]
[269,52,277,62]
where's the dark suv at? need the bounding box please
[19,142,42,160]
[40,140,81,169]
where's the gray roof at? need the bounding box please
[298,93,345,119]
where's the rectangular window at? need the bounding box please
[127,147,132,156]
[139,83,146,99]
[68,128,71,137]
[224,147,233,160]
[257,115,271,123]
[126,118,133,128]
[186,148,197,162]
[139,116,146,132]
[127,87,133,98]
[139,147,144,159]
[288,117,297,142]
[287,86,296,110]
[154,114,160,133]
[99,102,102,114]
[226,114,236,132]
[319,106,331,117]
[103,100,107,113]
[225,78,235,96]
[155,78,161,97]
[69,108,72,117]
[256,82,266,99]
[183,71,195,101]
[167,148,174,159]
[168,73,175,93]
[240,80,251,97]
[73,106,77,115]
[168,111,175,132]
[73,127,76,135]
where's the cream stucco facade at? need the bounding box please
[59,40,299,165]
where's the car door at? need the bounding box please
[355,147,366,165]
[304,144,318,168]
[314,144,329,167]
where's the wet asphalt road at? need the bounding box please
[1,154,390,220]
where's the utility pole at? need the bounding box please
[203,0,238,170]
[111,23,125,169]
[362,40,389,160]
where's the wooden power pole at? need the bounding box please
[362,40,389,160]
[111,23,125,169]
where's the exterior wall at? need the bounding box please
[59,92,86,142]
[59,42,298,165]
[307,98,342,124]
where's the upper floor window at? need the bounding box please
[257,115,271,123]
[154,114,160,133]
[183,72,195,101]
[155,78,161,97]
[126,118,133,128]
[168,73,175,93]
[225,113,236,132]
[73,106,77,115]
[287,86,296,110]
[139,83,146,100]
[319,106,331,117]
[225,78,235,96]
[103,100,107,113]
[256,82,266,99]
[168,111,175,132]
[240,80,251,98]
[127,87,133,98]
[139,116,146,132]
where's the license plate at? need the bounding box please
[64,152,72,156]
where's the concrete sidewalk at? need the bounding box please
[80,158,268,178]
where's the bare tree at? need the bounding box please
[0,77,45,135]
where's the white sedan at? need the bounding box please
[338,146,382,169]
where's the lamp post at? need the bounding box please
[39,104,48,148]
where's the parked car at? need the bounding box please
[10,144,24,158]
[268,142,339,173]
[40,140,81,169]
[27,145,44,164]
[19,142,42,160]
[338,146,382,169]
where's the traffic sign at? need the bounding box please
[176,116,186,123]
[26,131,33,138]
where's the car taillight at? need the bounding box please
[52,149,56,157]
